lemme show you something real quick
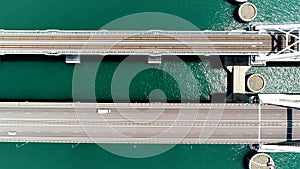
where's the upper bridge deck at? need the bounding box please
[0,30,279,56]
[0,23,298,65]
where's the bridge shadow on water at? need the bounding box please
[226,0,240,5]
[243,150,257,169]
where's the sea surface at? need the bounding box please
[0,0,299,168]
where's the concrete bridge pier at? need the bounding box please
[232,65,251,94]
[224,56,251,102]
[228,65,251,102]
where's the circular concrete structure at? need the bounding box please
[238,2,257,22]
[234,0,248,3]
[247,74,265,93]
[249,153,275,169]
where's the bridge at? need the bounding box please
[0,23,299,145]
[0,30,271,56]
[0,102,299,144]
[0,23,298,65]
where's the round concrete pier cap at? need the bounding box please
[247,74,265,93]
[238,2,257,22]
[249,153,275,169]
[234,0,248,3]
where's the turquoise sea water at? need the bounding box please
[0,143,250,169]
[0,0,299,168]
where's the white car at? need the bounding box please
[8,131,17,136]
[96,109,111,114]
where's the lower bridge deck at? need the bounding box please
[0,102,298,144]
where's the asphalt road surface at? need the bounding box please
[0,31,274,55]
[0,103,298,144]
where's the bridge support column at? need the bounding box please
[227,65,251,102]
[233,66,250,93]
[148,56,161,64]
[66,55,80,64]
[224,56,251,102]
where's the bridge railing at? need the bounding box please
[0,49,262,56]
[0,30,265,36]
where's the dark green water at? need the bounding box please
[0,143,250,169]
[0,56,225,101]
[0,0,299,168]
